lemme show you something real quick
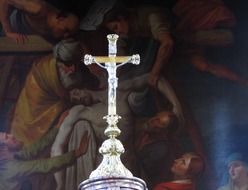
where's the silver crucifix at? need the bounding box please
[84,34,140,178]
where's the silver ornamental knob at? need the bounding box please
[84,54,94,65]
[131,54,140,65]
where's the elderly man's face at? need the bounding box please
[0,132,23,151]
[228,161,248,181]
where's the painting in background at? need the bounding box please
[0,0,247,189]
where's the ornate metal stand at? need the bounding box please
[79,34,147,190]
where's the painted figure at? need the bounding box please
[0,123,89,190]
[218,152,248,190]
[154,152,205,190]
[0,0,79,43]
[51,73,186,188]
[135,111,181,187]
[173,0,248,85]
[10,38,85,146]
[101,4,173,88]
[8,38,100,189]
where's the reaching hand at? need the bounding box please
[148,72,159,89]
[6,32,28,44]
[75,131,90,157]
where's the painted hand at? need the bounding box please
[75,131,90,157]
[6,32,28,44]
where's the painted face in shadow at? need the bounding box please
[228,161,248,181]
[105,17,129,37]
[0,132,23,151]
[171,153,192,176]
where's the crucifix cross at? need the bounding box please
[83,34,140,178]
[84,34,140,136]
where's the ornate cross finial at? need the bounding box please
[83,34,140,178]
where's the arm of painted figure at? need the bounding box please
[9,151,77,178]
[147,11,174,88]
[12,132,89,176]
[149,33,173,88]
[11,132,89,177]
[0,0,24,42]
[14,127,59,160]
[157,77,185,128]
[0,0,12,35]
[4,0,45,14]
[0,0,44,42]
[157,76,206,158]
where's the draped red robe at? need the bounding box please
[154,181,195,190]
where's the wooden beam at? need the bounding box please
[0,35,52,53]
